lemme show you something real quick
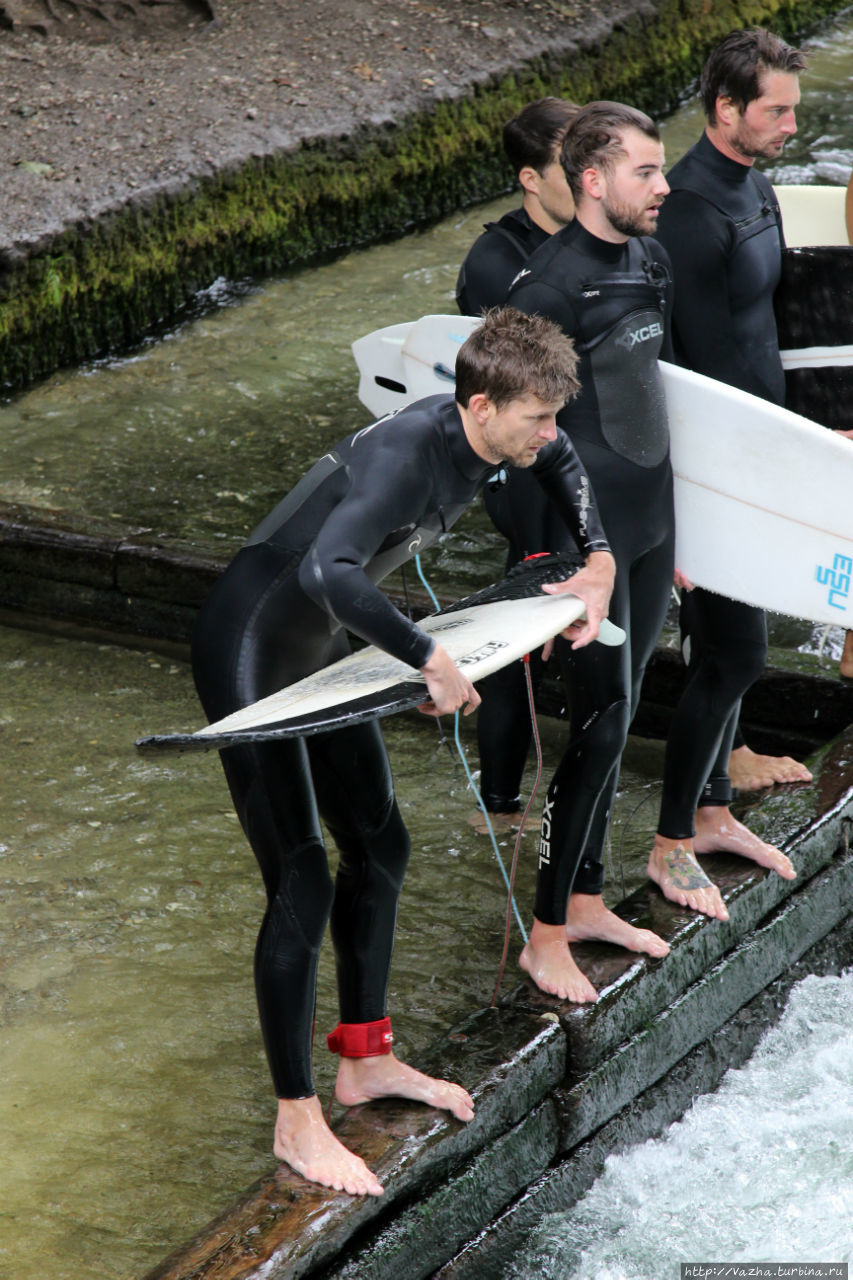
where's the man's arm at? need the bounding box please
[530,433,615,646]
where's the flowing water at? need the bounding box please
[510,970,853,1278]
[0,623,664,1280]
[2,8,853,1278]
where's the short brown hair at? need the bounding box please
[455,307,579,409]
[560,101,661,202]
[701,28,806,124]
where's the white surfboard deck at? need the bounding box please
[352,314,853,628]
[773,183,848,248]
[137,588,625,753]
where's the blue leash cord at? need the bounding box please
[453,711,529,944]
[415,555,529,945]
[414,554,441,611]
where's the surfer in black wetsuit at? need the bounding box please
[456,97,579,833]
[648,29,809,921]
[498,102,675,1001]
[191,307,615,1196]
[455,97,578,316]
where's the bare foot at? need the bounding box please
[467,809,522,836]
[693,805,796,880]
[565,891,669,957]
[335,1052,474,1122]
[841,630,853,680]
[273,1095,384,1196]
[647,837,729,921]
[728,744,812,791]
[519,917,598,1002]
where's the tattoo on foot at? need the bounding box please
[663,846,713,890]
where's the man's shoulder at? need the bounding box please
[465,208,539,259]
[349,396,452,450]
[512,223,577,280]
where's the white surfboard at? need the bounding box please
[351,314,853,628]
[772,184,848,248]
[137,586,625,754]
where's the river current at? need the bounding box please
[1,9,852,1280]
[511,971,853,1277]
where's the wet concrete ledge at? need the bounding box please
[1,0,850,389]
[139,727,853,1280]
[2,497,851,750]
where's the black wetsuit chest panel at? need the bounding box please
[655,134,785,405]
[509,224,673,469]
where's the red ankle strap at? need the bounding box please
[326,1017,393,1057]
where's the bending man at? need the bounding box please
[191,307,615,1195]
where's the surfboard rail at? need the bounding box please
[136,554,626,755]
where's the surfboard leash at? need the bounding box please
[452,710,528,945]
[411,554,531,948]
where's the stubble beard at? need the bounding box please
[479,425,536,469]
[730,121,786,161]
[602,196,657,239]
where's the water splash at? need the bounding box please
[511,971,853,1278]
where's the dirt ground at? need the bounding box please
[0,0,609,255]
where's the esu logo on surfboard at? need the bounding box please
[816,552,852,612]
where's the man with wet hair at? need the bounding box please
[455,97,578,316]
[649,28,809,923]
[191,306,615,1197]
[499,101,676,1001]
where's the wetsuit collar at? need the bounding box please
[693,130,752,184]
[563,217,629,264]
[441,398,496,482]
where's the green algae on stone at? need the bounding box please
[1,0,849,389]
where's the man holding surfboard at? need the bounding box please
[650,28,809,920]
[190,307,616,1196]
[496,101,676,1001]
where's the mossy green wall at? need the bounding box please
[0,0,847,389]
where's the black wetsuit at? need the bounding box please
[505,219,675,922]
[456,207,575,814]
[455,207,550,315]
[192,395,609,1098]
[654,133,784,831]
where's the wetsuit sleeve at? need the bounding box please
[656,190,775,398]
[457,228,527,314]
[297,456,437,669]
[530,433,611,556]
